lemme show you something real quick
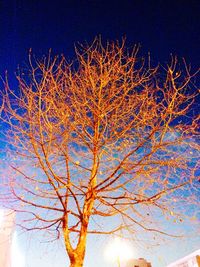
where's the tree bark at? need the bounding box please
[63,224,87,267]
[67,241,86,267]
[69,255,84,267]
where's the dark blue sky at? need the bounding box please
[0,0,199,82]
[0,2,199,267]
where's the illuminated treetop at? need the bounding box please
[0,39,199,267]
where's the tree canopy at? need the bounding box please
[0,39,199,267]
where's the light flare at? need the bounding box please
[104,237,134,263]
[0,210,4,227]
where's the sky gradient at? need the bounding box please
[0,1,200,267]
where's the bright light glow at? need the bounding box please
[104,237,134,263]
[11,232,25,267]
[0,210,4,227]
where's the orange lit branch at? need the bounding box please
[1,38,199,267]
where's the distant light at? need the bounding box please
[0,210,4,227]
[11,232,25,267]
[104,237,134,263]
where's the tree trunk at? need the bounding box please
[63,159,96,267]
[63,226,87,267]
[69,255,84,267]
[68,243,86,267]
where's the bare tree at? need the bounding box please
[0,39,199,267]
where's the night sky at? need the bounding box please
[0,0,200,81]
[0,1,200,267]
